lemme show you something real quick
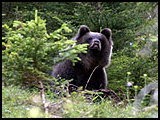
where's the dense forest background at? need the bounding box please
[2,2,158,118]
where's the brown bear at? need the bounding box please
[51,25,113,91]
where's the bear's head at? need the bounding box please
[75,25,112,53]
[75,25,113,69]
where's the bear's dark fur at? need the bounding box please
[52,25,113,90]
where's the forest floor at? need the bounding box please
[2,85,158,118]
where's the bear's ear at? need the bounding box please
[76,25,90,40]
[101,28,112,40]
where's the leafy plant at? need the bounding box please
[2,10,88,87]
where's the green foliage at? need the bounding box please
[2,85,34,118]
[2,2,158,51]
[107,41,158,99]
[2,10,88,86]
[2,85,158,118]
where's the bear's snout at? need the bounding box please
[93,39,100,44]
[89,39,101,51]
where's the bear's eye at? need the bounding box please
[88,37,92,41]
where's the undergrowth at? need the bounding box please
[2,85,158,118]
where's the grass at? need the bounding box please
[2,85,158,118]
[2,85,32,118]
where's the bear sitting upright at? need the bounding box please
[52,25,113,91]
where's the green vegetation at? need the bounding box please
[2,10,88,87]
[2,85,33,118]
[2,2,158,118]
[2,85,158,118]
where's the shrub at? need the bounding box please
[107,43,158,99]
[2,10,88,87]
